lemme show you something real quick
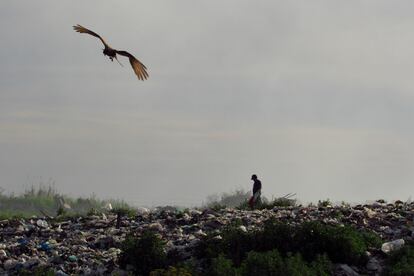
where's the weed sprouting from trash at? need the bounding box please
[0,184,133,219]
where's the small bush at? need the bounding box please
[256,221,295,253]
[150,266,192,276]
[239,249,284,275]
[294,221,368,264]
[237,197,297,210]
[238,250,331,276]
[205,189,251,209]
[309,254,332,276]
[196,224,255,267]
[360,229,383,248]
[197,220,379,268]
[284,253,329,276]
[207,254,238,276]
[119,231,167,275]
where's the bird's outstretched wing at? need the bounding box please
[73,24,109,48]
[116,50,149,80]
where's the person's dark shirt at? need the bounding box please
[253,179,262,194]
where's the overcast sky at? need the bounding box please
[1,1,414,206]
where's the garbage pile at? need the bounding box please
[0,200,414,275]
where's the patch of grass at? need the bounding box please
[205,189,251,209]
[0,184,134,219]
[260,197,297,209]
[0,210,35,220]
[237,196,297,210]
[205,189,298,211]
[208,203,228,212]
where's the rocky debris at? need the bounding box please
[0,200,414,274]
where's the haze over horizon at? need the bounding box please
[1,1,414,206]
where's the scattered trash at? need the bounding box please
[17,238,28,246]
[381,239,405,254]
[0,249,7,258]
[239,225,247,232]
[39,241,52,252]
[36,219,48,228]
[0,202,413,274]
[3,259,18,271]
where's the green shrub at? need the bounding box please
[207,254,238,276]
[197,220,378,268]
[119,231,167,275]
[360,229,383,248]
[238,250,331,276]
[309,254,332,276]
[221,226,255,266]
[256,221,295,253]
[294,221,368,264]
[197,225,255,266]
[150,266,193,276]
[284,253,322,276]
[239,249,284,275]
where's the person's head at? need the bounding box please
[251,174,257,180]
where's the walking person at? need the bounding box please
[248,174,262,209]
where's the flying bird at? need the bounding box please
[73,24,148,80]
